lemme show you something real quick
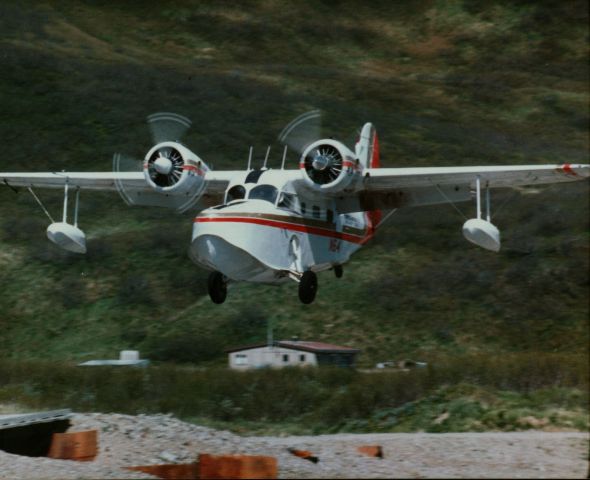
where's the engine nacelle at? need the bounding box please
[144,141,208,197]
[299,139,362,193]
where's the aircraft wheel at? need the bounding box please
[298,271,317,304]
[334,265,343,278]
[208,271,227,304]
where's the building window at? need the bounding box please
[283,354,289,363]
[235,354,248,365]
[312,205,320,219]
[299,354,306,362]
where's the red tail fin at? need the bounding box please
[356,123,382,237]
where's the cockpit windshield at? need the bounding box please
[226,185,246,203]
[248,184,278,204]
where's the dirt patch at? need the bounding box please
[0,413,587,479]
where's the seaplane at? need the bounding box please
[1,111,588,304]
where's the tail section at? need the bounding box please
[356,122,380,169]
[356,122,382,238]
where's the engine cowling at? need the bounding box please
[143,141,207,196]
[299,139,362,193]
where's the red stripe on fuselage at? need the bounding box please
[299,161,361,172]
[194,216,374,245]
[183,165,205,176]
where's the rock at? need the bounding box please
[433,411,450,425]
[159,451,178,463]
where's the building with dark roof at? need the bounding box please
[226,340,360,370]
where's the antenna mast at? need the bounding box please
[263,146,270,169]
[247,146,253,170]
[281,145,288,170]
[267,319,273,349]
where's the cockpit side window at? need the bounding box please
[226,185,246,203]
[277,192,298,212]
[248,184,278,204]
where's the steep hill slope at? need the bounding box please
[0,1,587,365]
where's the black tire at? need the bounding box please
[298,271,318,304]
[334,265,343,278]
[208,271,227,304]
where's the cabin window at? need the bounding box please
[226,185,246,203]
[326,209,334,223]
[277,192,298,212]
[312,205,321,219]
[248,184,278,204]
[301,202,306,215]
[235,354,248,365]
[282,354,289,363]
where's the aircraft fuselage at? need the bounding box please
[189,169,375,284]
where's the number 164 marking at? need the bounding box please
[329,238,341,252]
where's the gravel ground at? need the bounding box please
[0,413,587,479]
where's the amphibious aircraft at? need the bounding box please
[1,111,588,304]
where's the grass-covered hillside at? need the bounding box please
[0,0,588,368]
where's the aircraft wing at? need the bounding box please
[0,170,242,209]
[337,163,590,212]
[0,172,147,191]
[0,170,238,194]
[364,164,590,190]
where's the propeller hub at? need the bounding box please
[154,156,173,175]
[312,152,331,171]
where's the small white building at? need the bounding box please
[78,350,150,367]
[226,340,359,370]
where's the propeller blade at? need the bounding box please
[147,112,192,144]
[112,113,202,213]
[278,109,322,155]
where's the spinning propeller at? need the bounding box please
[277,109,322,156]
[113,112,205,212]
[278,110,353,188]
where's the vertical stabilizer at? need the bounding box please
[355,123,380,169]
[356,123,382,235]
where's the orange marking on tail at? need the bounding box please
[366,129,382,230]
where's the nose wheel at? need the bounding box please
[298,271,318,304]
[208,271,227,304]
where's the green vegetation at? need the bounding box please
[0,354,586,434]
[0,1,588,432]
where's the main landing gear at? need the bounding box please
[207,269,322,305]
[298,271,318,304]
[208,271,227,304]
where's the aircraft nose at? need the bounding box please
[189,233,267,281]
